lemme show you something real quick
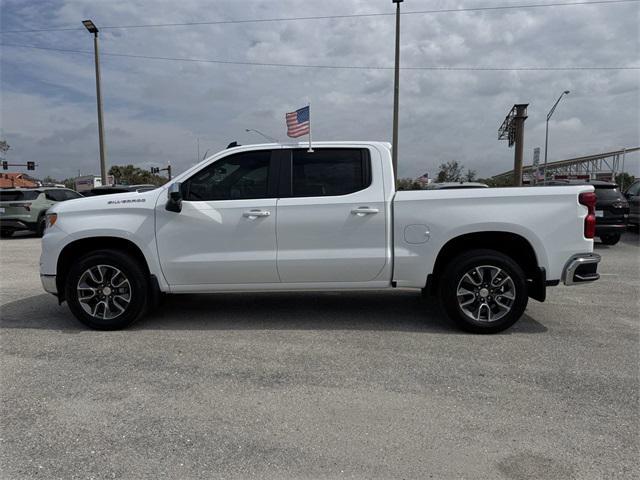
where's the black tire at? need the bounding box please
[36,215,46,237]
[65,249,150,330]
[599,233,620,245]
[0,229,13,238]
[439,249,528,334]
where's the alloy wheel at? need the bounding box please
[77,264,132,320]
[456,265,516,322]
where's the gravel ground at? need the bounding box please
[1,232,638,479]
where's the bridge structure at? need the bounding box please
[493,147,639,184]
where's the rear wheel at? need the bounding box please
[0,229,13,238]
[599,233,620,245]
[65,249,149,330]
[439,249,528,334]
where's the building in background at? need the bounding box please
[74,175,114,193]
[0,173,38,188]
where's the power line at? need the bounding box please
[0,0,637,33]
[2,42,638,71]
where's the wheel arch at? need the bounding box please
[426,231,547,301]
[56,236,154,302]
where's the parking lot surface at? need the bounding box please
[1,233,638,479]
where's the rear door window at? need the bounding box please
[45,190,66,202]
[289,149,371,197]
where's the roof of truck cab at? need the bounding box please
[226,141,393,150]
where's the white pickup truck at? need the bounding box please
[40,142,601,333]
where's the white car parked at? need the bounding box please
[40,142,600,333]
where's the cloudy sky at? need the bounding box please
[1,0,639,181]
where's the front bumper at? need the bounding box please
[562,253,601,286]
[41,274,58,295]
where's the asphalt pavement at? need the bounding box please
[1,232,638,479]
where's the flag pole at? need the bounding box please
[307,103,314,153]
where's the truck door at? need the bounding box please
[276,148,388,283]
[155,149,280,286]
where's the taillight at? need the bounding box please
[579,192,597,239]
[9,202,31,211]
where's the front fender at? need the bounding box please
[40,212,168,292]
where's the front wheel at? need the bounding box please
[439,249,528,334]
[65,249,150,330]
[599,233,620,245]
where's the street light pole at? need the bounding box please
[245,128,279,143]
[543,90,570,184]
[391,0,403,181]
[83,20,107,185]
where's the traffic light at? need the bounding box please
[150,167,159,174]
[27,161,35,171]
[2,161,7,170]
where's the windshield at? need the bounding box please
[595,187,623,202]
[0,190,40,201]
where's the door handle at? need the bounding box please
[351,207,379,216]
[243,209,271,219]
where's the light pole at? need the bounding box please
[391,0,403,181]
[83,19,107,185]
[543,90,570,184]
[245,129,279,143]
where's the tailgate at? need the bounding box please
[0,201,34,216]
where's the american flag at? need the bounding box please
[417,172,430,185]
[286,106,310,138]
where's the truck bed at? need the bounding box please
[392,185,594,287]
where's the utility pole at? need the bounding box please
[512,105,528,186]
[498,104,529,186]
[543,90,570,184]
[620,147,627,189]
[83,20,107,185]
[391,0,403,181]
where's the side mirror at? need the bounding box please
[166,182,182,213]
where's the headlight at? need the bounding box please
[45,213,58,229]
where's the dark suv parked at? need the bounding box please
[624,180,640,229]
[591,181,629,245]
[546,180,629,245]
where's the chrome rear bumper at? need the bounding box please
[562,253,601,286]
